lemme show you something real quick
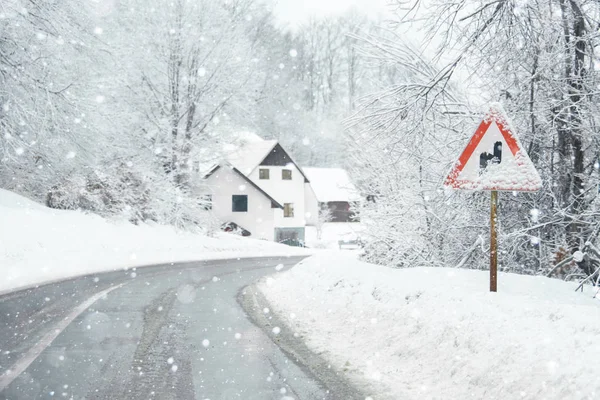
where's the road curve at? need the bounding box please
[0,256,333,400]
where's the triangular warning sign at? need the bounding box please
[444,104,542,192]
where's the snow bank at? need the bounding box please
[0,189,308,294]
[259,252,600,400]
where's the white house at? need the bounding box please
[201,135,313,244]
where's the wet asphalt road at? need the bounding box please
[0,256,330,400]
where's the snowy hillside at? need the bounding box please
[259,253,600,400]
[0,189,309,294]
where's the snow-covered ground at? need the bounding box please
[0,189,309,294]
[259,252,600,400]
[305,222,365,249]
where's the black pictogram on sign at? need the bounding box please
[479,141,502,170]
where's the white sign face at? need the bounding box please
[444,104,542,192]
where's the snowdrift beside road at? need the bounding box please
[0,189,308,294]
[259,253,600,400]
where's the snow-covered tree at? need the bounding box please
[346,0,600,279]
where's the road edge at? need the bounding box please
[0,255,310,297]
[238,282,384,400]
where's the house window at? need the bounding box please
[232,195,248,212]
[282,169,292,180]
[284,203,294,218]
[200,194,212,210]
[259,168,270,180]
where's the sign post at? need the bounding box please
[490,190,498,292]
[444,103,541,292]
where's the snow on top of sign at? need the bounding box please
[453,149,542,191]
[445,103,542,192]
[485,102,512,126]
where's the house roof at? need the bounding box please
[204,164,284,209]
[225,139,279,176]
[302,167,360,203]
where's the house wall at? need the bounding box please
[304,182,318,226]
[204,167,275,240]
[248,165,306,229]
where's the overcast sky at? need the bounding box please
[272,0,389,29]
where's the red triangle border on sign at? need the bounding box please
[444,109,537,191]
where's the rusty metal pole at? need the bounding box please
[490,190,498,292]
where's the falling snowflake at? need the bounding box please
[275,264,284,271]
[234,333,242,340]
[202,339,210,347]
[289,49,298,57]
[263,307,270,314]
[530,208,540,222]
[167,357,174,364]
[272,327,281,335]
[94,27,103,35]
[95,95,105,103]
[66,151,76,159]
[15,147,24,155]
[198,67,206,77]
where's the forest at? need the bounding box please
[3,0,600,281]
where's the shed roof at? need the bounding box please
[303,167,360,203]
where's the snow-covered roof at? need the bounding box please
[303,168,360,202]
[225,139,278,176]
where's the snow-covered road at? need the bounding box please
[0,256,341,399]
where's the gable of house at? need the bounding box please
[203,164,283,210]
[203,164,281,240]
[259,144,310,183]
